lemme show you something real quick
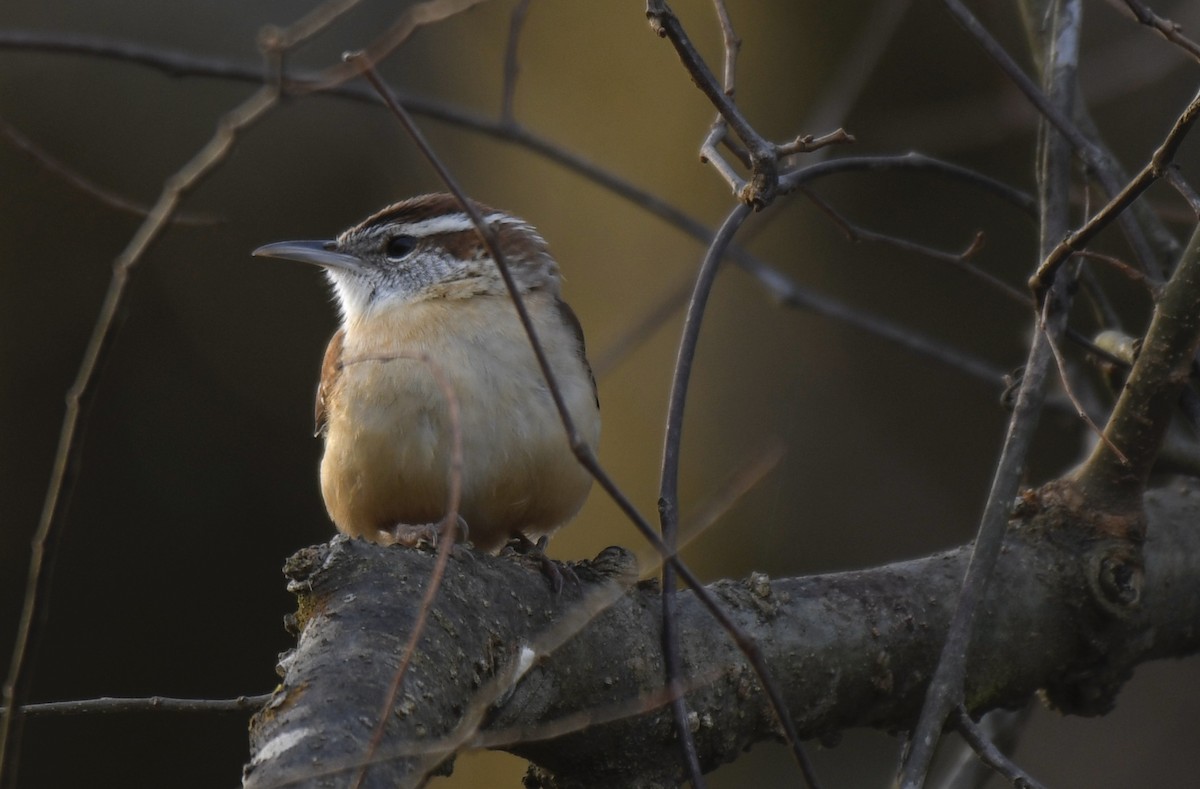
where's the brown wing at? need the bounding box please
[555,298,598,409]
[315,329,345,438]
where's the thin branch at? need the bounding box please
[277,0,495,94]
[1121,0,1200,62]
[952,707,1047,789]
[800,186,1024,305]
[711,0,739,94]
[0,115,217,225]
[774,129,855,157]
[500,0,533,122]
[646,0,778,205]
[899,308,1064,789]
[900,1,1083,784]
[1165,166,1200,219]
[0,82,281,789]
[798,185,1134,380]
[1077,249,1158,294]
[591,272,693,379]
[659,205,746,789]
[699,120,743,190]
[934,707,1033,789]
[1030,83,1200,303]
[739,252,1010,385]
[801,0,911,162]
[646,1,855,206]
[942,0,1166,281]
[259,0,370,51]
[656,6,746,784]
[3,694,272,717]
[676,439,786,550]
[782,153,1038,218]
[1042,290,1131,467]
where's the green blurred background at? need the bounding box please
[2,1,1199,786]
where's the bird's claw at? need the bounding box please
[506,535,578,593]
[381,515,469,548]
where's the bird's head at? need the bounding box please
[253,193,561,325]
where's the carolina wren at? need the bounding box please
[254,193,599,551]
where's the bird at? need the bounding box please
[253,193,599,553]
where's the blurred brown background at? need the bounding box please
[2,1,1199,786]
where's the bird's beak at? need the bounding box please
[252,240,364,273]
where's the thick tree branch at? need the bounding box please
[1075,222,1200,510]
[245,484,1200,789]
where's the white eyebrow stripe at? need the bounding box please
[397,211,514,237]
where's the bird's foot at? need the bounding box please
[380,515,469,549]
[505,535,577,593]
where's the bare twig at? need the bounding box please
[676,439,786,549]
[646,0,779,205]
[952,707,1047,789]
[900,1,1083,784]
[798,185,1140,377]
[899,310,1064,789]
[700,120,741,188]
[279,0,495,94]
[738,251,1009,385]
[1030,83,1200,303]
[801,0,911,162]
[659,205,746,789]
[1076,249,1159,294]
[711,0,739,94]
[500,0,533,122]
[659,5,740,784]
[0,33,1023,398]
[0,115,217,225]
[774,129,855,157]
[647,1,854,207]
[942,0,1166,281]
[1121,0,1200,62]
[782,152,1038,217]
[1042,288,1131,467]
[591,272,694,379]
[3,694,272,717]
[259,0,370,51]
[934,707,1033,789]
[800,186,1024,305]
[1165,166,1200,219]
[0,82,280,789]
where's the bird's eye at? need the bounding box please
[385,235,417,261]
